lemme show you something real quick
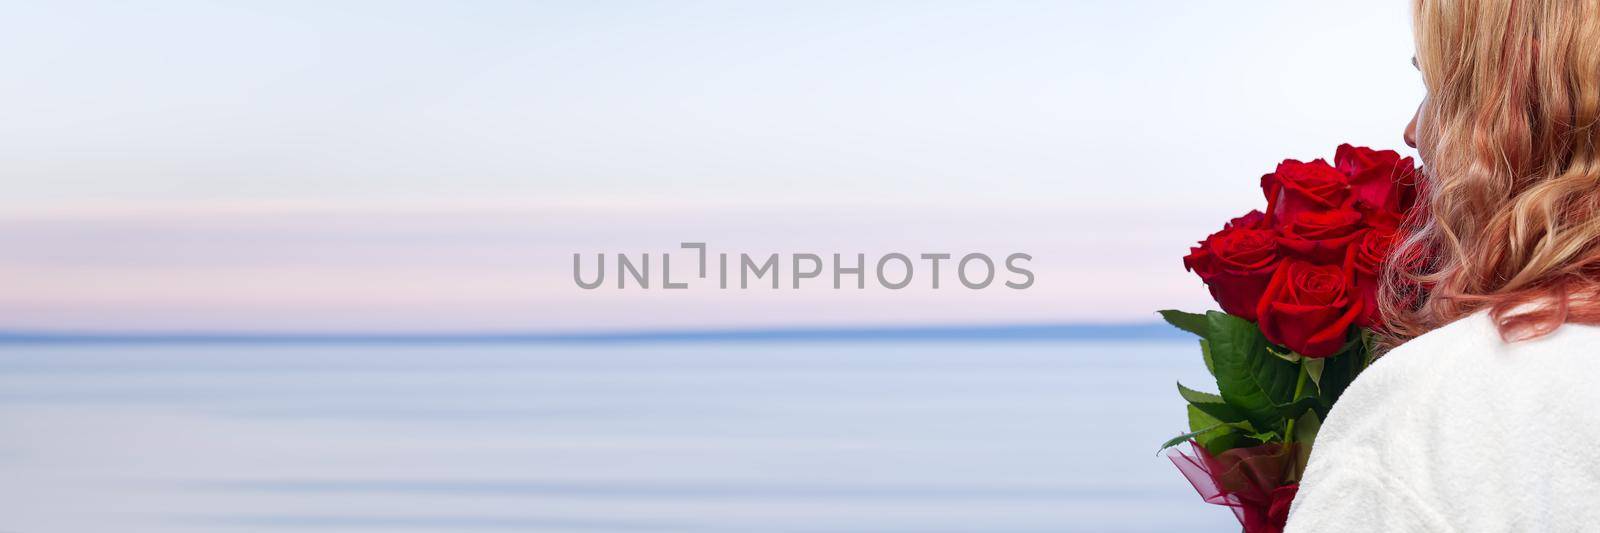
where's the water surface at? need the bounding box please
[0,340,1235,532]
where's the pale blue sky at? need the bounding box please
[0,1,1423,332]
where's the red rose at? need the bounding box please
[1262,159,1349,223]
[1277,207,1365,263]
[1335,144,1420,215]
[1226,210,1270,230]
[1358,210,1403,234]
[1264,484,1299,533]
[1346,227,1398,329]
[1255,260,1361,357]
[1185,211,1280,321]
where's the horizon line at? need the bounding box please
[0,321,1192,345]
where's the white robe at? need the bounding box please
[1286,311,1600,532]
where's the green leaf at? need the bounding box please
[1187,402,1223,433]
[1157,422,1224,454]
[1177,381,1248,423]
[1268,345,1301,363]
[1295,410,1322,447]
[1302,358,1326,388]
[1314,343,1363,419]
[1359,329,1382,369]
[1159,310,1210,338]
[1291,411,1322,482]
[1200,339,1215,375]
[1177,381,1223,404]
[1205,311,1305,431]
[1277,394,1319,422]
[1187,405,1250,454]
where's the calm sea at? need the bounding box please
[0,340,1238,532]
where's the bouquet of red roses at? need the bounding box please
[1159,145,1420,533]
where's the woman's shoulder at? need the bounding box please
[1320,311,1600,443]
[1354,310,1600,399]
[1313,313,1492,432]
[1289,311,1600,531]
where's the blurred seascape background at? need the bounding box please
[3,339,1226,532]
[1,1,1420,531]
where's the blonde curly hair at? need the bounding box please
[1386,0,1600,341]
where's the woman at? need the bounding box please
[1286,0,1600,530]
